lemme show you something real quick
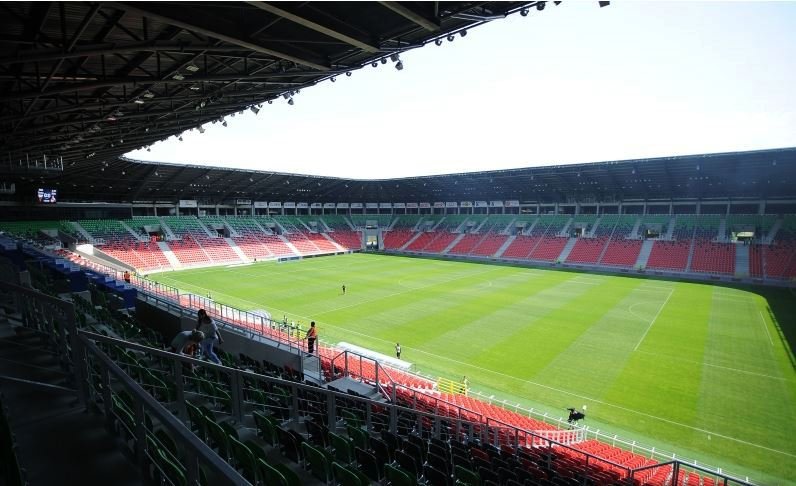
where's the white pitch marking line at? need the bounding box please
[633,287,674,352]
[758,310,774,346]
[397,346,796,459]
[154,275,796,458]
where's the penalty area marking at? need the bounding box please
[633,287,674,352]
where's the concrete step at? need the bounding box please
[494,235,516,258]
[157,241,182,268]
[557,237,578,262]
[225,237,250,262]
[636,239,655,268]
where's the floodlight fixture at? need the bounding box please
[251,106,260,114]
[178,135,183,141]
[372,62,378,68]
[447,35,454,42]
[520,8,529,16]
[185,64,200,72]
[435,39,443,46]
[395,60,403,71]
[133,99,145,104]
[222,120,228,127]
[460,30,467,37]
[287,98,294,105]
[537,1,545,11]
[330,76,336,82]
[346,71,352,77]
[380,58,387,65]
[172,73,185,81]
[198,126,205,134]
[390,53,400,62]
[598,1,610,7]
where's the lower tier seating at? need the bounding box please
[566,238,608,264]
[529,237,568,261]
[471,234,509,257]
[383,229,415,250]
[327,230,361,250]
[690,240,735,274]
[646,240,690,271]
[600,239,642,267]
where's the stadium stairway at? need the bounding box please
[636,239,655,268]
[0,308,146,486]
[629,217,642,239]
[493,235,516,258]
[442,234,466,254]
[399,231,424,251]
[119,220,147,242]
[735,244,750,277]
[277,234,301,256]
[224,237,250,262]
[557,238,579,262]
[156,241,182,268]
[320,233,346,252]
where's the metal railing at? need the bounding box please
[11,246,764,485]
[78,335,248,485]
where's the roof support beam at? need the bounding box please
[0,74,310,103]
[378,2,439,31]
[108,2,330,71]
[245,2,379,53]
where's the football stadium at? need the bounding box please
[0,2,795,486]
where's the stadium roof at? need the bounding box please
[0,1,539,164]
[5,147,796,205]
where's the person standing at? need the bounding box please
[342,284,346,295]
[198,314,223,365]
[306,321,317,354]
[123,270,131,284]
[395,342,401,359]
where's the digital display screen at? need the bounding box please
[37,188,57,204]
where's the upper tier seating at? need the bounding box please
[349,214,393,229]
[391,215,423,229]
[0,220,75,243]
[320,214,353,230]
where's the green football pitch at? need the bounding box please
[149,253,796,484]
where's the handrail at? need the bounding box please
[77,333,249,485]
[21,245,761,484]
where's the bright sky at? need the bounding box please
[126,1,796,179]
